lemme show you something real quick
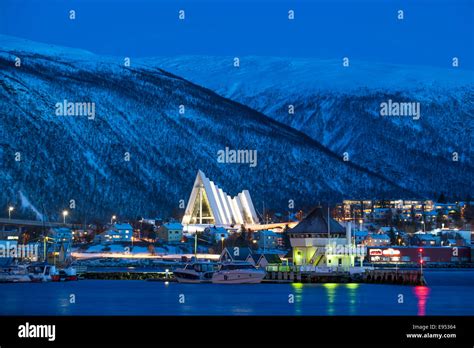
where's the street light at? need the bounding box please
[221,236,225,251]
[8,206,14,220]
[111,215,116,225]
[62,210,68,224]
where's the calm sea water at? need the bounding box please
[0,270,473,316]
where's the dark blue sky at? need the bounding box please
[1,0,473,68]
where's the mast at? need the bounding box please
[194,230,197,259]
[327,205,330,239]
[42,203,47,262]
[199,184,203,225]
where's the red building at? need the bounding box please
[367,246,471,264]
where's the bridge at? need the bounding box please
[0,218,73,238]
[0,218,73,228]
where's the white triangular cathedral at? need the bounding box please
[182,170,259,226]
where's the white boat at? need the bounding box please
[212,262,266,284]
[0,263,78,283]
[27,263,58,282]
[0,264,32,283]
[174,262,217,283]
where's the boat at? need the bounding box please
[0,262,77,283]
[0,264,32,283]
[173,262,217,283]
[211,261,266,284]
[27,263,58,282]
[56,267,78,281]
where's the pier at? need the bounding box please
[79,267,173,281]
[264,268,426,286]
[78,266,426,285]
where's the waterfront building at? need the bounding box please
[182,170,259,227]
[247,253,282,269]
[288,206,356,268]
[220,247,253,262]
[157,222,183,243]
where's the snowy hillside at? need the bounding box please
[0,36,467,221]
[147,56,474,201]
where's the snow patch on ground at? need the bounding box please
[19,191,43,220]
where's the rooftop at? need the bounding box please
[291,206,345,235]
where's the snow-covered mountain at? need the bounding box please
[147,56,474,201]
[0,36,465,221]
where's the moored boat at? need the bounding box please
[0,264,32,283]
[56,267,78,281]
[174,262,217,283]
[211,262,265,284]
[27,263,58,282]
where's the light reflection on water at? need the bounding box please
[291,283,303,315]
[413,286,431,316]
[346,283,359,316]
[323,283,339,315]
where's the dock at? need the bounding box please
[264,268,426,286]
[77,266,426,285]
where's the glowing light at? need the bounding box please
[369,249,383,256]
[382,248,401,256]
[71,252,221,260]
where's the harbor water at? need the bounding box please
[0,270,473,316]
